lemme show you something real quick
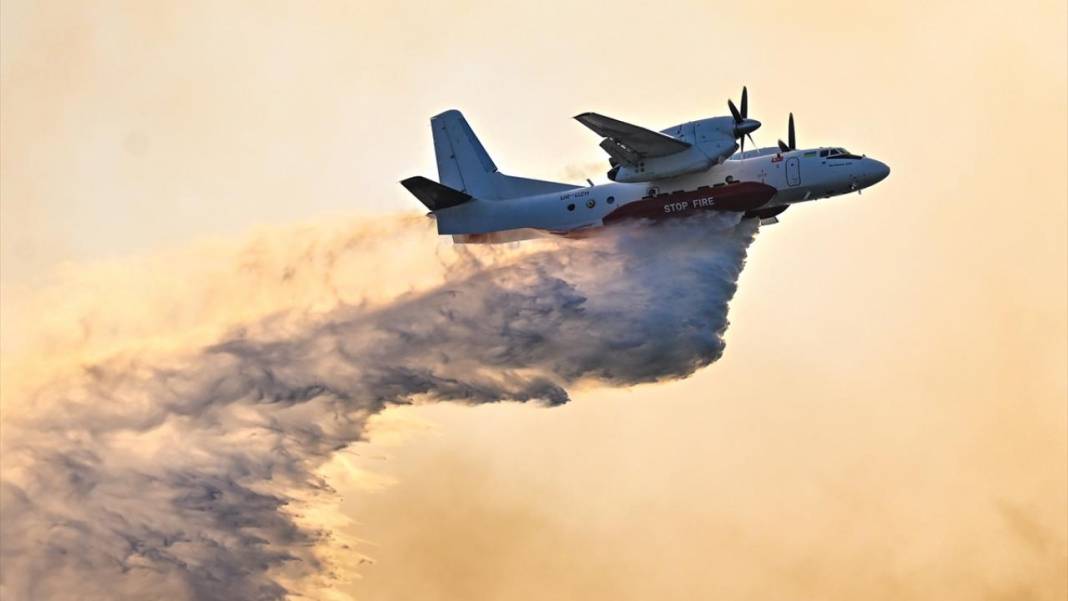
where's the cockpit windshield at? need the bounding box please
[820,147,859,159]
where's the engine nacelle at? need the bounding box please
[608,146,721,183]
[606,116,740,183]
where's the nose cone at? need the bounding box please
[869,159,890,185]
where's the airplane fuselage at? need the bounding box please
[434,147,890,240]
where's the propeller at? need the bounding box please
[777,113,796,153]
[728,86,760,154]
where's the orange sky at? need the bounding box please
[1,0,1065,599]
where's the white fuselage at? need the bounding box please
[434,147,890,237]
[721,146,890,204]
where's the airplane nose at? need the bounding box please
[869,159,890,184]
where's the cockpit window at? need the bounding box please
[828,147,862,160]
[819,150,829,158]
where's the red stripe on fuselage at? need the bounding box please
[602,181,777,225]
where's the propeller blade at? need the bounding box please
[740,86,748,120]
[778,139,790,153]
[728,99,742,123]
[740,134,745,154]
[787,113,796,150]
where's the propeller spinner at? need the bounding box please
[728,86,761,153]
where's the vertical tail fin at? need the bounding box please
[432,110,499,199]
[420,109,581,204]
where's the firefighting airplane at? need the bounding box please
[401,88,890,243]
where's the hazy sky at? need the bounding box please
[1,0,1065,599]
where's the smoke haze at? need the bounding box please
[0,213,757,600]
[1,1,1064,599]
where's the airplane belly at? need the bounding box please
[436,181,776,237]
[435,195,582,235]
[602,181,776,225]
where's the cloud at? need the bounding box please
[0,212,758,600]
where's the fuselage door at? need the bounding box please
[786,157,801,187]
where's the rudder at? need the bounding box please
[420,109,581,204]
[432,110,499,199]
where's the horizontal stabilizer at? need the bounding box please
[400,176,473,211]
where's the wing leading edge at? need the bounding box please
[574,112,691,160]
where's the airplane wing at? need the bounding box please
[574,112,691,159]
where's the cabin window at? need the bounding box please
[567,203,575,211]
[586,199,596,209]
[725,175,736,183]
[606,196,615,204]
[647,187,658,197]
